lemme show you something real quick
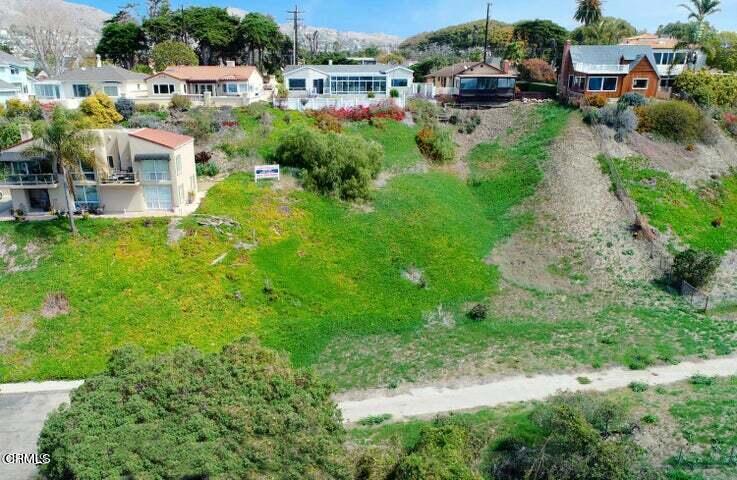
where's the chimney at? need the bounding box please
[328,59,333,66]
[502,60,511,74]
[557,40,573,96]
[96,54,102,68]
[226,60,236,68]
[19,124,32,142]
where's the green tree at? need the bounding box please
[574,0,604,25]
[142,9,180,44]
[95,21,147,69]
[238,12,282,72]
[680,0,721,41]
[38,338,350,479]
[23,108,100,233]
[151,40,198,71]
[572,17,638,45]
[0,42,12,54]
[513,20,568,63]
[79,92,124,127]
[179,7,240,65]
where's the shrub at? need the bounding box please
[390,88,400,98]
[675,70,737,108]
[689,374,716,386]
[518,58,556,83]
[320,103,404,122]
[641,414,658,424]
[629,381,649,392]
[4,98,29,118]
[169,94,191,111]
[416,126,455,164]
[79,92,123,127]
[37,338,350,479]
[135,103,162,113]
[126,113,164,129]
[407,98,440,127]
[581,106,601,125]
[618,92,648,107]
[467,303,488,321]
[673,249,720,288]
[357,413,392,426]
[309,110,343,133]
[635,100,706,143]
[275,126,382,201]
[196,161,219,177]
[194,151,212,163]
[182,108,218,141]
[114,97,135,121]
[582,94,607,108]
[599,103,638,141]
[367,91,375,99]
[0,120,21,150]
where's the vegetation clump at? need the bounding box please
[275,125,382,200]
[672,248,720,288]
[635,100,710,144]
[416,125,455,164]
[114,97,135,121]
[38,338,350,480]
[79,92,123,127]
[518,58,557,83]
[169,94,192,111]
[675,70,737,108]
[618,92,648,107]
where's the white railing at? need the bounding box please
[0,173,57,186]
[573,63,629,74]
[274,95,405,111]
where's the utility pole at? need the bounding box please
[483,2,491,64]
[287,5,303,65]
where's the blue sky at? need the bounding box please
[76,0,737,38]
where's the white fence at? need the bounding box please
[274,94,406,111]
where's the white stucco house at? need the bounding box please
[33,59,148,108]
[0,51,35,103]
[145,63,264,100]
[281,63,414,109]
[621,34,707,89]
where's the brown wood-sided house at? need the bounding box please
[425,60,518,102]
[557,41,661,101]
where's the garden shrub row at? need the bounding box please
[635,100,716,144]
[675,70,737,108]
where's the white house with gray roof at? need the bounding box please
[34,58,148,108]
[0,51,35,104]
[281,63,414,109]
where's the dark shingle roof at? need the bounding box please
[55,65,147,83]
[569,45,659,76]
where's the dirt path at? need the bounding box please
[338,354,737,423]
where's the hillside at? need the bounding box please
[400,18,514,51]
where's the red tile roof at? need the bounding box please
[129,128,192,150]
[150,65,259,82]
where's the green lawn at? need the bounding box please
[346,120,423,170]
[603,156,737,255]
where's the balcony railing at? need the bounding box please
[0,173,58,186]
[573,63,629,74]
[71,172,97,183]
[101,171,138,185]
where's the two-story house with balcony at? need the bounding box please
[557,42,661,101]
[620,34,707,90]
[0,51,35,104]
[0,128,198,215]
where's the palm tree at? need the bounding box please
[24,108,100,234]
[680,0,721,41]
[574,0,604,26]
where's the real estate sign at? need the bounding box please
[254,165,280,182]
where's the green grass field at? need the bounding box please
[603,156,737,255]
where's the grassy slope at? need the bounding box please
[346,121,423,170]
[350,377,737,479]
[605,156,737,255]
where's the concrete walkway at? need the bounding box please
[1,355,736,479]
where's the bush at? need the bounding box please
[582,94,607,108]
[182,108,218,141]
[135,103,162,113]
[467,303,488,321]
[518,58,556,83]
[599,103,638,141]
[0,120,21,150]
[309,110,343,133]
[357,413,392,426]
[126,113,164,129]
[689,374,716,386]
[635,100,707,143]
[724,112,737,137]
[416,126,455,164]
[581,106,601,125]
[4,99,44,120]
[275,126,382,201]
[195,151,212,164]
[196,161,219,177]
[38,338,350,480]
[79,92,123,127]
[407,98,440,127]
[390,88,400,98]
[114,97,135,121]
[320,103,404,122]
[629,381,649,392]
[169,94,192,111]
[672,248,720,288]
[618,92,648,107]
[674,70,737,108]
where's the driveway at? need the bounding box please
[0,390,73,480]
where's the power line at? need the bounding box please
[287,5,304,65]
[483,2,491,64]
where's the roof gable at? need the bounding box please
[129,128,192,150]
[569,45,660,77]
[55,65,147,83]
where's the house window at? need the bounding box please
[107,155,114,169]
[73,84,92,97]
[329,76,386,94]
[153,84,175,95]
[569,76,586,90]
[10,67,19,75]
[632,78,648,90]
[74,185,100,209]
[288,78,306,90]
[498,78,515,89]
[587,76,617,92]
[143,185,172,210]
[36,84,60,99]
[660,76,676,88]
[225,83,239,94]
[391,78,408,87]
[102,85,119,97]
[140,159,171,182]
